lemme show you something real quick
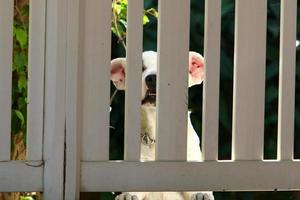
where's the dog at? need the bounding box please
[110,51,214,200]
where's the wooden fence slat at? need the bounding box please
[0,0,13,161]
[0,161,43,192]
[81,0,111,161]
[27,0,46,161]
[43,0,67,199]
[232,0,267,160]
[202,0,221,161]
[81,160,300,191]
[124,0,143,161]
[65,0,81,199]
[156,0,190,161]
[277,0,297,161]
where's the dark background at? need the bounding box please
[107,0,300,199]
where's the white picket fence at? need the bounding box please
[0,0,299,200]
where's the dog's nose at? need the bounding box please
[145,74,156,90]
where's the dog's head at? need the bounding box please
[110,51,204,106]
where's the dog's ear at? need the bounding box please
[188,51,205,87]
[111,57,126,90]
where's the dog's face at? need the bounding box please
[110,51,204,106]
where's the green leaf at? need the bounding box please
[21,5,30,16]
[146,8,158,18]
[112,3,122,14]
[15,110,25,128]
[143,15,150,25]
[18,75,27,92]
[119,19,127,28]
[20,196,34,200]
[13,52,27,72]
[15,28,28,48]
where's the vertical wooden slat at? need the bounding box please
[232,0,267,160]
[43,0,66,199]
[81,0,111,161]
[277,0,297,161]
[202,0,221,161]
[0,0,13,161]
[124,0,143,161]
[156,0,190,161]
[65,0,81,198]
[27,0,46,161]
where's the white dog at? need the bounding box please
[110,51,214,200]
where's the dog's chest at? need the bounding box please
[140,107,202,162]
[141,105,156,161]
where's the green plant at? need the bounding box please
[112,0,158,49]
[11,1,29,136]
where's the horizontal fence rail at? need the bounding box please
[0,161,43,192]
[81,161,300,192]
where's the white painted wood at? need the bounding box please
[124,0,143,161]
[202,0,221,161]
[43,0,67,199]
[81,160,300,191]
[81,0,111,161]
[0,161,43,192]
[156,0,190,161]
[232,0,267,160]
[27,0,46,161]
[65,0,81,199]
[0,0,13,161]
[277,0,297,161]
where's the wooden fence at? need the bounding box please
[0,0,299,200]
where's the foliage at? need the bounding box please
[111,0,158,49]
[11,1,29,136]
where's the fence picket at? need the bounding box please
[43,0,67,199]
[81,0,111,161]
[65,0,81,199]
[232,0,267,160]
[124,0,143,161]
[277,0,297,161]
[0,0,13,161]
[27,0,46,161]
[156,0,190,161]
[202,0,221,161]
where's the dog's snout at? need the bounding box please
[145,74,156,89]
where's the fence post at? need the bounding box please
[43,0,67,199]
